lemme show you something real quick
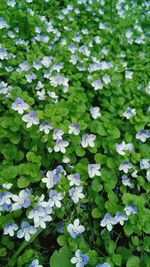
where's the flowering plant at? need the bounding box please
[0,0,149,267]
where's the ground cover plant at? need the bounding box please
[0,0,150,266]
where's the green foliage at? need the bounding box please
[50,246,73,267]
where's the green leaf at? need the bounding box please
[57,235,67,246]
[139,144,150,158]
[17,177,30,188]
[92,179,103,192]
[50,246,73,267]
[105,240,116,255]
[112,254,122,266]
[91,208,102,218]
[126,256,140,267]
[1,165,17,179]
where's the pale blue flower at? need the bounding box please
[2,183,13,189]
[136,129,150,142]
[92,80,103,90]
[29,259,43,267]
[0,47,8,60]
[96,263,111,267]
[113,212,128,225]
[81,134,96,148]
[0,81,12,97]
[115,141,133,155]
[54,139,69,153]
[63,156,70,163]
[69,124,80,135]
[19,61,30,71]
[70,54,79,65]
[72,33,82,43]
[39,121,53,134]
[121,175,134,188]
[17,221,36,241]
[124,204,137,216]
[4,223,18,237]
[71,249,89,267]
[100,213,117,231]
[5,66,14,72]
[123,107,136,119]
[37,89,46,100]
[12,98,29,114]
[88,164,101,178]
[28,206,52,228]
[119,162,133,173]
[42,170,59,189]
[25,73,37,83]
[48,190,64,208]
[53,129,64,140]
[125,70,133,79]
[50,75,69,87]
[90,107,101,119]
[69,186,85,203]
[7,0,16,7]
[146,170,150,182]
[41,56,52,68]
[0,17,9,29]
[33,61,42,70]
[79,45,90,56]
[67,173,81,186]
[11,189,31,211]
[52,62,63,72]
[22,111,39,128]
[140,159,150,170]
[102,74,111,84]
[0,192,12,212]
[67,219,85,238]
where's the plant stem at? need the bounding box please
[6,228,43,267]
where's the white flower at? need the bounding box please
[39,122,53,134]
[124,204,137,216]
[146,170,150,182]
[50,75,69,87]
[119,162,133,173]
[53,129,64,140]
[12,98,29,114]
[100,213,117,231]
[88,164,101,178]
[29,259,43,267]
[92,80,103,90]
[67,219,85,238]
[69,187,85,203]
[71,249,89,267]
[37,89,46,100]
[102,74,111,84]
[28,206,52,228]
[90,107,101,119]
[115,141,133,155]
[4,223,18,237]
[67,173,81,186]
[2,183,13,189]
[54,139,69,153]
[17,222,36,241]
[81,134,96,148]
[69,124,80,135]
[125,70,133,79]
[48,190,64,208]
[42,170,58,189]
[22,111,39,128]
[123,107,136,119]
[113,212,128,225]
